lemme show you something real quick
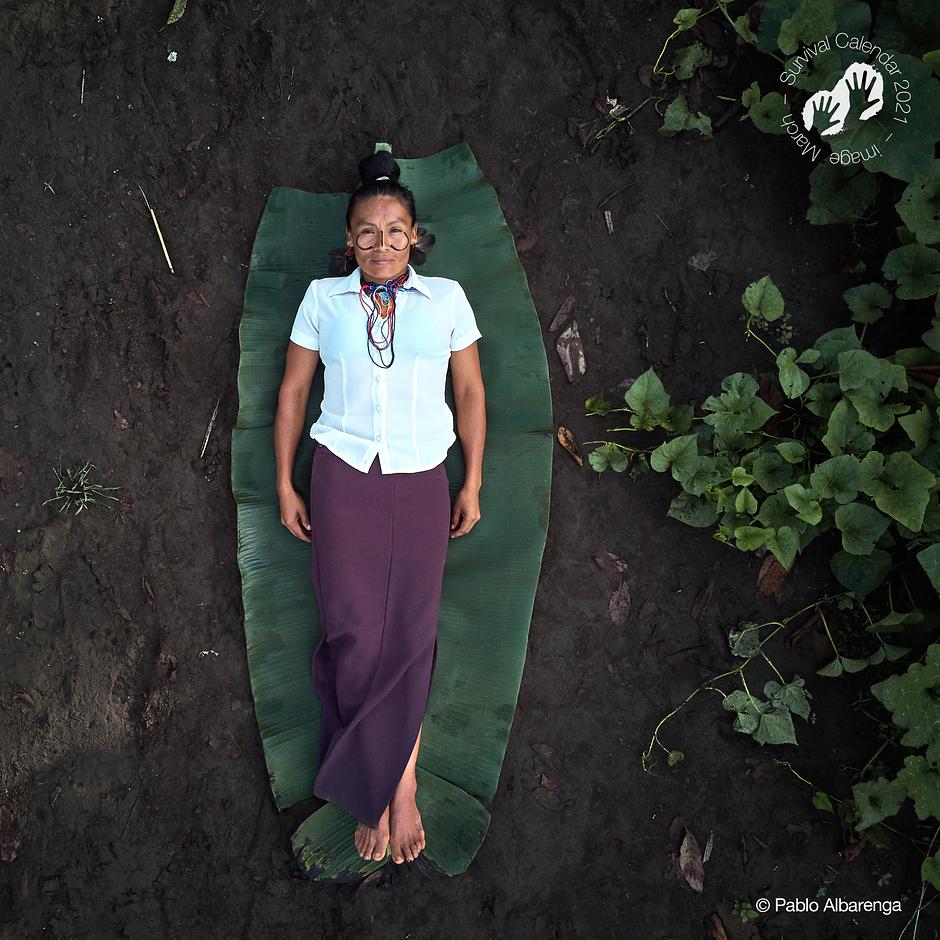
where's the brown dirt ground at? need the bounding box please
[1,1,935,938]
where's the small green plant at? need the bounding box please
[42,462,121,515]
[733,899,760,922]
[642,600,832,769]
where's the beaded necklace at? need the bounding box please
[359,268,410,368]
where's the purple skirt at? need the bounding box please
[307,442,450,828]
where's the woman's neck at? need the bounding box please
[360,268,409,288]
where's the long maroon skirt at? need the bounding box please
[307,442,450,828]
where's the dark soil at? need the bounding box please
[1,1,935,938]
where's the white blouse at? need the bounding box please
[289,263,482,474]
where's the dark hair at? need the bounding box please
[345,150,417,232]
[329,150,435,276]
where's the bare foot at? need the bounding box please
[388,783,425,864]
[354,804,390,862]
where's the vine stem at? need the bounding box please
[772,759,938,853]
[590,96,659,144]
[818,607,842,662]
[651,4,722,77]
[760,650,787,684]
[745,322,780,359]
[900,825,940,939]
[580,440,653,453]
[642,595,843,768]
[713,0,787,66]
[857,740,889,781]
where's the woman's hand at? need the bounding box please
[279,488,312,542]
[449,486,481,538]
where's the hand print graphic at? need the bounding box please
[801,62,884,137]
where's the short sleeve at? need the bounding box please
[289,280,320,350]
[450,282,482,351]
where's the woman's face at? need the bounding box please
[347,195,418,282]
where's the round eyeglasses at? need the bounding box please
[355,230,411,251]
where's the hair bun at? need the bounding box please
[358,150,400,187]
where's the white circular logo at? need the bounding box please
[779,32,912,166]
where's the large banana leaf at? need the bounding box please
[233,142,553,880]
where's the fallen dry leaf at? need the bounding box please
[548,294,576,331]
[756,554,787,598]
[531,742,565,773]
[609,578,632,626]
[13,691,34,708]
[515,232,537,253]
[669,815,688,846]
[679,828,705,892]
[555,320,586,383]
[556,426,583,465]
[706,910,730,940]
[530,744,567,811]
[593,550,627,575]
[843,841,864,862]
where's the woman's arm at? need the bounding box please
[450,342,486,491]
[275,342,321,496]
